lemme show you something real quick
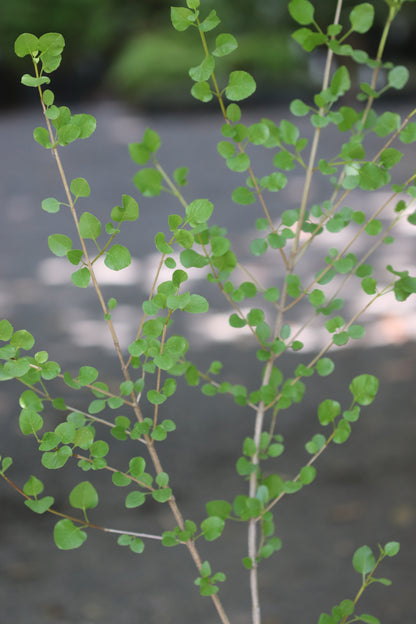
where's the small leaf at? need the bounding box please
[25,496,54,514]
[33,127,52,148]
[171,7,195,31]
[125,491,146,508]
[105,244,131,271]
[189,55,215,82]
[70,178,90,198]
[71,267,90,288]
[388,66,409,90]
[69,481,99,510]
[42,197,61,213]
[133,168,163,197]
[54,519,87,550]
[21,74,51,87]
[15,33,39,57]
[79,212,101,239]
[201,516,225,541]
[191,81,213,102]
[225,71,256,102]
[349,374,379,405]
[349,3,375,34]
[213,33,238,57]
[289,0,315,25]
[186,199,213,224]
[353,545,376,574]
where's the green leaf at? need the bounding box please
[125,491,146,508]
[54,519,87,550]
[48,234,72,257]
[184,294,209,313]
[384,541,400,557]
[42,197,61,213]
[199,9,220,32]
[250,238,268,256]
[232,187,256,204]
[71,114,96,139]
[111,195,139,222]
[171,7,194,31]
[201,516,225,541]
[69,481,99,510]
[21,74,51,87]
[147,390,166,405]
[353,545,376,574]
[189,55,215,82]
[349,374,379,405]
[191,81,213,102]
[206,500,232,520]
[25,496,54,514]
[318,399,341,425]
[134,168,163,196]
[70,178,90,198]
[186,199,213,224]
[349,3,375,33]
[388,66,409,90]
[152,487,172,503]
[33,127,52,148]
[15,33,39,57]
[213,33,238,57]
[330,66,351,98]
[105,244,131,271]
[225,71,256,102]
[333,419,351,444]
[19,409,43,435]
[23,475,44,497]
[0,319,13,341]
[227,153,250,172]
[289,0,315,25]
[79,212,101,240]
[11,329,35,350]
[71,267,90,288]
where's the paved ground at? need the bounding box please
[0,99,416,623]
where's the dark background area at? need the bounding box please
[1,0,416,109]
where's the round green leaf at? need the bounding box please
[70,177,90,198]
[69,481,99,510]
[349,374,379,405]
[225,71,256,102]
[25,496,54,514]
[15,33,39,57]
[0,319,13,341]
[71,268,90,288]
[349,3,374,33]
[104,244,131,271]
[133,168,163,197]
[232,187,256,204]
[189,55,215,82]
[54,519,87,550]
[42,197,61,213]
[48,234,72,257]
[289,0,315,25]
[213,33,238,57]
[125,491,146,508]
[79,212,101,240]
[352,545,375,574]
[186,199,213,224]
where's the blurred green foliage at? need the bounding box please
[1,0,415,107]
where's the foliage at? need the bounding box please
[2,0,415,622]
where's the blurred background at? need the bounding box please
[1,0,416,109]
